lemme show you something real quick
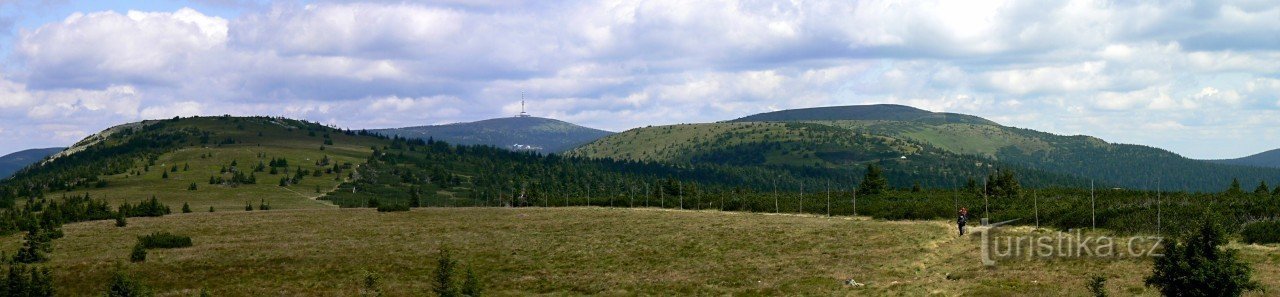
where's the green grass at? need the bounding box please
[567,122,919,167]
[40,116,383,211]
[812,120,1053,158]
[12,207,1279,296]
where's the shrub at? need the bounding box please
[122,197,171,217]
[181,202,192,214]
[0,265,54,297]
[137,232,192,249]
[115,213,127,228]
[245,203,252,211]
[361,273,381,297]
[1146,221,1259,297]
[462,267,482,297]
[12,230,51,264]
[105,268,150,297]
[1087,275,1107,297]
[129,243,146,263]
[1240,221,1280,244]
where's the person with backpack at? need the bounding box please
[957,207,969,236]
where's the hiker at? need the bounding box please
[957,207,969,236]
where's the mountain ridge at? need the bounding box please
[0,147,64,179]
[1206,148,1280,168]
[374,116,613,153]
[729,104,998,125]
[573,104,1280,191]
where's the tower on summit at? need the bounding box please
[518,91,531,118]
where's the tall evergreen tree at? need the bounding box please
[1227,178,1243,195]
[434,249,457,297]
[409,187,421,208]
[857,163,888,196]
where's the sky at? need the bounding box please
[0,0,1278,159]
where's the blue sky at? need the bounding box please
[0,0,1278,159]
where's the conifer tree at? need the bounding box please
[115,212,127,227]
[1228,178,1243,195]
[129,243,146,263]
[410,187,421,208]
[1146,221,1258,296]
[857,163,887,196]
[434,249,457,297]
[105,267,150,297]
[461,267,481,297]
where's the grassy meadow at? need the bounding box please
[39,116,380,211]
[6,207,1277,296]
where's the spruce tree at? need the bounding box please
[409,187,421,208]
[857,163,888,196]
[461,267,481,297]
[105,268,150,297]
[129,243,146,263]
[1254,181,1270,196]
[181,202,192,213]
[434,249,457,297]
[12,230,50,264]
[1146,221,1258,296]
[115,212,127,227]
[1227,178,1243,195]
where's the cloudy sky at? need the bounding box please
[0,0,1277,159]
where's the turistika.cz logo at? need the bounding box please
[978,220,1164,266]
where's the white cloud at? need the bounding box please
[16,8,228,88]
[140,101,204,119]
[2,1,1280,159]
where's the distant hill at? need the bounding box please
[374,116,613,153]
[0,116,385,211]
[1207,149,1280,168]
[0,147,64,179]
[566,121,1091,189]
[730,104,997,125]
[574,104,1280,191]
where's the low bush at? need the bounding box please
[105,268,150,297]
[130,243,146,263]
[0,265,54,296]
[1240,221,1280,244]
[137,232,192,249]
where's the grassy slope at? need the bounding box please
[567,122,919,166]
[46,117,383,211]
[816,120,1055,158]
[10,207,1277,296]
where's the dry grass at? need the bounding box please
[15,207,1280,296]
